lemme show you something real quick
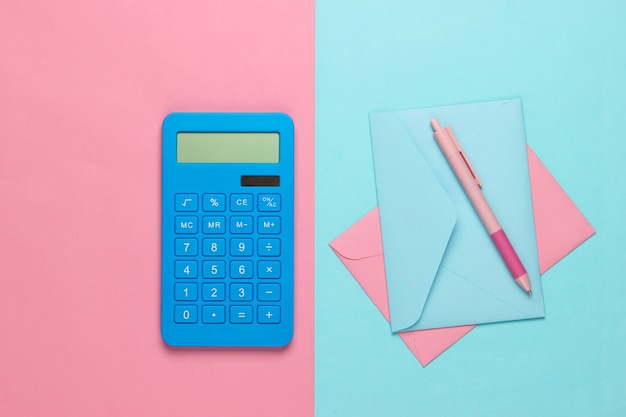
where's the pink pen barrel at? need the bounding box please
[490,229,532,293]
[431,120,501,234]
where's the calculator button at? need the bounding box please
[202,283,225,301]
[175,260,198,278]
[258,216,281,234]
[203,238,226,256]
[230,238,253,256]
[175,216,198,234]
[258,284,281,302]
[202,306,225,324]
[258,239,281,256]
[258,194,281,212]
[230,283,253,301]
[175,238,198,256]
[203,260,226,279]
[174,283,198,301]
[230,216,253,234]
[257,306,281,324]
[230,194,253,212]
[203,194,226,212]
[175,194,198,212]
[258,261,281,279]
[203,216,226,234]
[230,306,253,324]
[230,260,253,279]
[174,305,198,323]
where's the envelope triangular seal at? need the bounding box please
[369,112,457,332]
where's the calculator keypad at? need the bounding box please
[172,193,282,326]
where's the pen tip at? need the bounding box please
[430,118,441,131]
[528,290,532,295]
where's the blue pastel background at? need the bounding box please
[315,1,625,416]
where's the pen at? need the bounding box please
[430,118,532,295]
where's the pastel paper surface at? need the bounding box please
[528,149,596,272]
[369,100,544,332]
[330,147,595,366]
[0,1,314,416]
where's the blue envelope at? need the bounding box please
[369,99,545,333]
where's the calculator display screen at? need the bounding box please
[176,132,279,163]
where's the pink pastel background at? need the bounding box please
[0,1,314,416]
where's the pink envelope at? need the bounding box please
[330,146,594,366]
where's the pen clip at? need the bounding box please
[445,126,483,188]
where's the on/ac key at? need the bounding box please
[258,194,281,211]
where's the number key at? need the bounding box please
[230,261,253,279]
[203,238,226,256]
[230,238,253,256]
[174,305,198,323]
[174,283,198,301]
[202,283,225,301]
[230,283,253,301]
[175,238,198,256]
[203,260,225,279]
[175,260,197,278]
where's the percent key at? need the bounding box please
[203,194,226,211]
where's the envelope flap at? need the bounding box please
[329,208,383,260]
[369,112,457,333]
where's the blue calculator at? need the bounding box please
[161,112,294,347]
